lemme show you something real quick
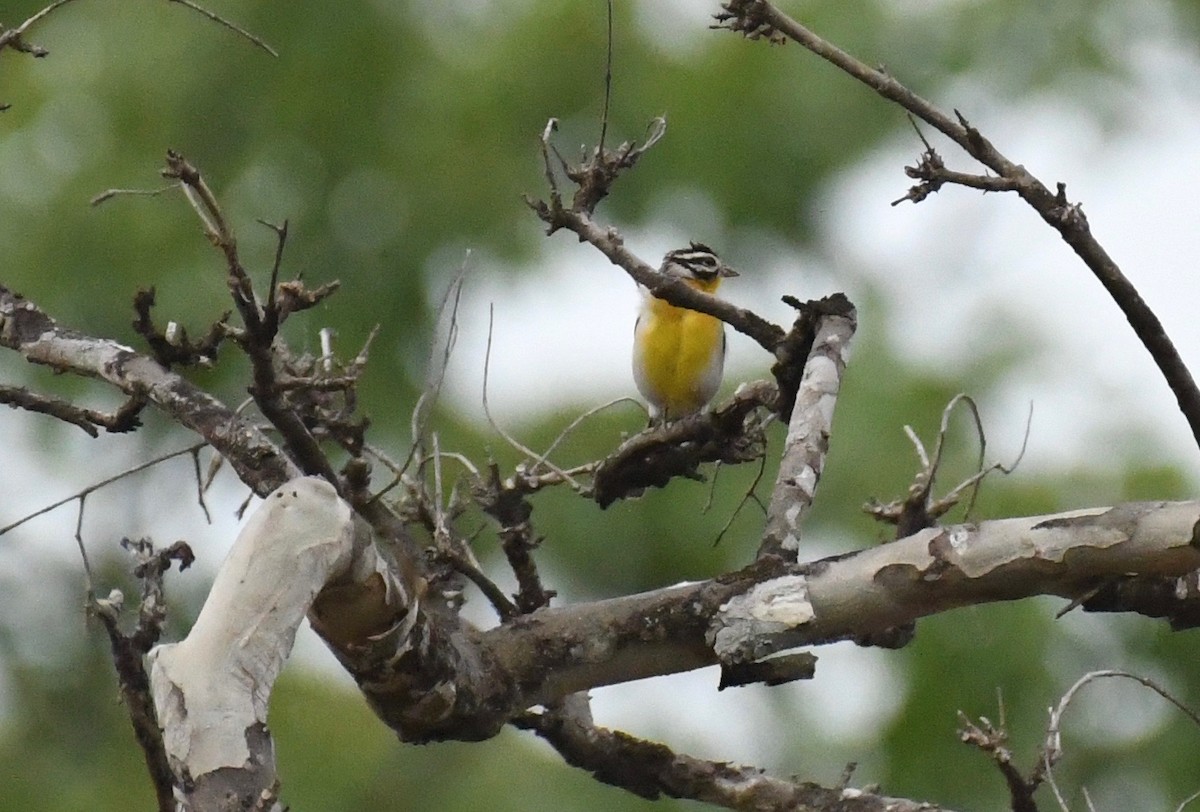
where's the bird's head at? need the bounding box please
[660,242,739,292]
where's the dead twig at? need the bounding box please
[1036,670,1200,810]
[0,0,84,58]
[957,708,1038,812]
[0,442,208,537]
[864,394,1025,538]
[92,538,195,811]
[162,150,340,486]
[482,304,583,491]
[0,385,145,436]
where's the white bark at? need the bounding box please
[761,309,855,558]
[148,477,368,809]
[713,500,1200,661]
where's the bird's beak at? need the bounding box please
[719,266,739,278]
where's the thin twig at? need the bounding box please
[530,396,643,476]
[948,401,1032,519]
[401,253,471,476]
[711,453,769,547]
[164,151,339,486]
[166,0,278,57]
[261,219,288,336]
[598,0,614,155]
[0,0,83,54]
[73,494,96,601]
[189,446,212,523]
[482,305,582,490]
[1176,788,1200,812]
[90,184,178,207]
[1039,669,1200,809]
[0,442,208,536]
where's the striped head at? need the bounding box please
[659,242,739,292]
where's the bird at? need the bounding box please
[632,242,739,423]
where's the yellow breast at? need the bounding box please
[633,278,727,421]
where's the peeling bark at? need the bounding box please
[149,478,368,809]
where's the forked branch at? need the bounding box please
[715,0,1200,453]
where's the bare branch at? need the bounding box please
[382,252,473,496]
[527,202,785,355]
[162,150,340,486]
[598,0,614,155]
[514,709,954,811]
[530,112,666,216]
[94,538,196,810]
[0,285,298,493]
[0,385,144,436]
[532,396,644,477]
[864,394,1023,538]
[957,711,1039,812]
[91,183,178,207]
[0,0,84,57]
[475,461,556,614]
[592,380,774,508]
[1176,788,1200,812]
[709,452,770,548]
[132,287,228,369]
[483,304,582,491]
[152,480,358,808]
[473,499,1200,710]
[714,0,1200,453]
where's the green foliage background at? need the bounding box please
[0,1,1197,809]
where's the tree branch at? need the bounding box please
[151,479,359,810]
[0,284,298,494]
[526,201,785,355]
[759,298,856,560]
[0,384,144,436]
[486,499,1200,705]
[162,150,340,486]
[716,0,1200,453]
[515,709,953,812]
